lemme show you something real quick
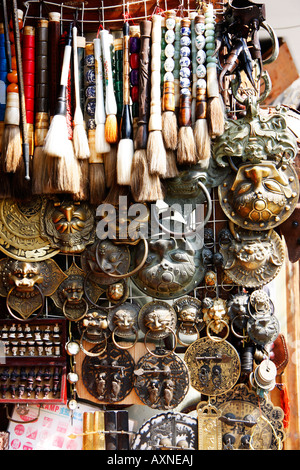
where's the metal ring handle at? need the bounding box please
[62,297,89,322]
[79,330,107,357]
[176,323,200,347]
[230,314,249,339]
[5,403,42,424]
[111,326,138,350]
[206,319,230,342]
[6,284,45,322]
[152,181,212,238]
[95,236,148,279]
[261,22,279,65]
[144,327,178,358]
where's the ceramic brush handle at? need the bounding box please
[94,36,106,126]
[100,29,117,116]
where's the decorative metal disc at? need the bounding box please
[133,350,190,410]
[218,162,299,231]
[219,224,285,288]
[131,412,198,450]
[184,336,241,396]
[0,197,60,261]
[82,342,135,403]
[81,240,131,286]
[210,383,286,450]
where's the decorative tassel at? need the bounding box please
[278,382,290,429]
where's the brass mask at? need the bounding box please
[40,198,96,254]
[219,162,299,230]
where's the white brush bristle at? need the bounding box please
[95,123,111,154]
[117,138,134,186]
[73,124,90,159]
[43,115,70,158]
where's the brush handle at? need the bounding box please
[162,11,176,113]
[34,19,49,147]
[134,20,151,149]
[120,22,132,140]
[22,26,35,126]
[93,37,106,126]
[12,0,29,179]
[194,15,207,121]
[0,24,8,123]
[2,0,12,73]
[149,14,162,132]
[48,12,61,117]
[73,27,81,113]
[122,22,130,106]
[100,29,117,116]
[179,18,192,127]
[55,27,72,117]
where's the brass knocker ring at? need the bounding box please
[62,298,89,322]
[144,327,178,358]
[6,284,45,322]
[176,323,200,347]
[79,329,107,357]
[206,320,230,342]
[112,326,139,350]
[230,314,249,340]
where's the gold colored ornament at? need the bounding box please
[0,258,67,320]
[40,197,96,254]
[219,162,299,230]
[219,222,285,287]
[50,263,104,321]
[0,197,60,261]
[202,297,230,335]
[184,336,241,396]
[197,402,222,450]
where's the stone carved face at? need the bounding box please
[132,238,205,299]
[8,261,43,293]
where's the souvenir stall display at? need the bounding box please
[0,0,298,451]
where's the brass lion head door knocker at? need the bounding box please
[0,258,67,320]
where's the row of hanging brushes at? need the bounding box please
[0,3,225,203]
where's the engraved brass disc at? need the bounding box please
[184,336,241,396]
[0,197,60,261]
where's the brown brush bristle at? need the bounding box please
[32,146,46,195]
[207,97,225,138]
[73,159,89,201]
[131,149,164,202]
[89,162,106,205]
[105,114,118,144]
[177,126,197,165]
[162,111,178,150]
[165,149,179,179]
[194,119,211,169]
[2,125,22,173]
[104,180,130,205]
[103,144,117,188]
[147,130,167,177]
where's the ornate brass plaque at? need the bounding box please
[133,350,190,410]
[184,336,241,396]
[197,402,223,450]
[0,197,60,261]
[219,223,285,287]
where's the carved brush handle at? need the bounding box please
[149,14,162,132]
[2,0,11,73]
[94,37,106,126]
[179,94,192,127]
[120,21,132,139]
[135,19,151,149]
[178,18,192,127]
[100,29,117,117]
[48,12,61,117]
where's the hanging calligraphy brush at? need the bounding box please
[94,36,110,155]
[177,17,197,165]
[204,3,224,138]
[73,26,90,160]
[0,22,8,152]
[42,24,81,194]
[162,10,178,151]
[147,13,167,177]
[22,25,35,159]
[32,18,49,195]
[129,24,140,139]
[193,13,211,168]
[100,29,118,144]
[117,20,134,185]
[2,7,22,175]
[131,19,163,202]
